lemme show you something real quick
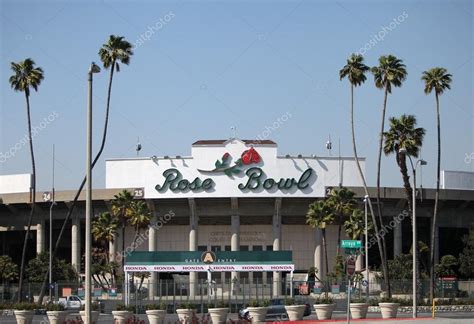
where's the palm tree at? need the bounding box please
[38,35,133,304]
[326,187,356,256]
[92,212,119,249]
[371,55,407,297]
[306,200,334,281]
[344,209,372,241]
[9,58,44,302]
[98,35,133,155]
[383,114,426,209]
[422,67,452,302]
[128,200,151,245]
[92,212,119,286]
[111,190,135,268]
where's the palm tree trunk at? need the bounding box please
[397,152,413,212]
[18,92,36,302]
[350,83,390,296]
[322,228,329,298]
[430,93,441,302]
[376,86,391,296]
[37,61,117,305]
[337,223,341,256]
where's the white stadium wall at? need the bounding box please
[441,170,474,190]
[0,173,31,194]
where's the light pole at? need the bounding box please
[85,62,100,324]
[364,195,369,300]
[399,147,427,318]
[49,144,55,302]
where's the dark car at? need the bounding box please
[239,298,311,320]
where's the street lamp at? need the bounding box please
[85,62,100,324]
[399,147,427,318]
[363,195,369,301]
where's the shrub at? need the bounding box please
[177,302,195,309]
[350,298,368,304]
[248,300,268,307]
[284,298,295,305]
[209,301,228,308]
[116,303,136,312]
[80,302,100,311]
[314,296,334,304]
[13,302,37,310]
[146,302,167,310]
[46,303,65,311]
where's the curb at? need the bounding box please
[273,317,433,323]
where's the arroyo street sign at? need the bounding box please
[341,240,361,249]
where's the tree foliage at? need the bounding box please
[458,227,474,279]
[26,252,77,283]
[0,255,19,283]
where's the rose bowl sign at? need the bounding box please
[105,138,365,198]
[155,148,315,194]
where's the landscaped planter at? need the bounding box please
[349,303,369,319]
[46,310,68,324]
[284,305,306,321]
[176,308,195,324]
[313,303,336,320]
[112,310,132,324]
[13,310,35,324]
[208,307,229,324]
[379,302,399,318]
[146,309,167,324]
[79,310,100,324]
[247,306,268,323]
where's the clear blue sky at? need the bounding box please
[1,0,472,191]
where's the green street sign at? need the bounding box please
[341,240,361,249]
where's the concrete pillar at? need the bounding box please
[272,198,282,297]
[394,215,402,256]
[356,251,363,271]
[148,218,157,300]
[230,198,240,294]
[188,199,198,298]
[36,217,45,254]
[71,214,81,273]
[109,234,116,263]
[314,229,323,280]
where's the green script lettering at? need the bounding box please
[238,167,314,191]
[155,168,215,192]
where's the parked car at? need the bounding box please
[55,295,103,312]
[239,298,311,320]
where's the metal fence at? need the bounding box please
[1,278,473,309]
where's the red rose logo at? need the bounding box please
[241,147,261,165]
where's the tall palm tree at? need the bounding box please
[306,200,334,282]
[422,67,452,302]
[326,187,356,256]
[340,53,391,295]
[383,114,426,209]
[371,55,407,297]
[344,208,372,241]
[9,58,44,302]
[38,35,133,304]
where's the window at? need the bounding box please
[252,245,263,251]
[211,245,221,252]
[266,245,273,251]
[240,245,249,251]
[224,245,231,251]
[198,245,207,251]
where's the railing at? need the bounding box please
[1,278,473,306]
